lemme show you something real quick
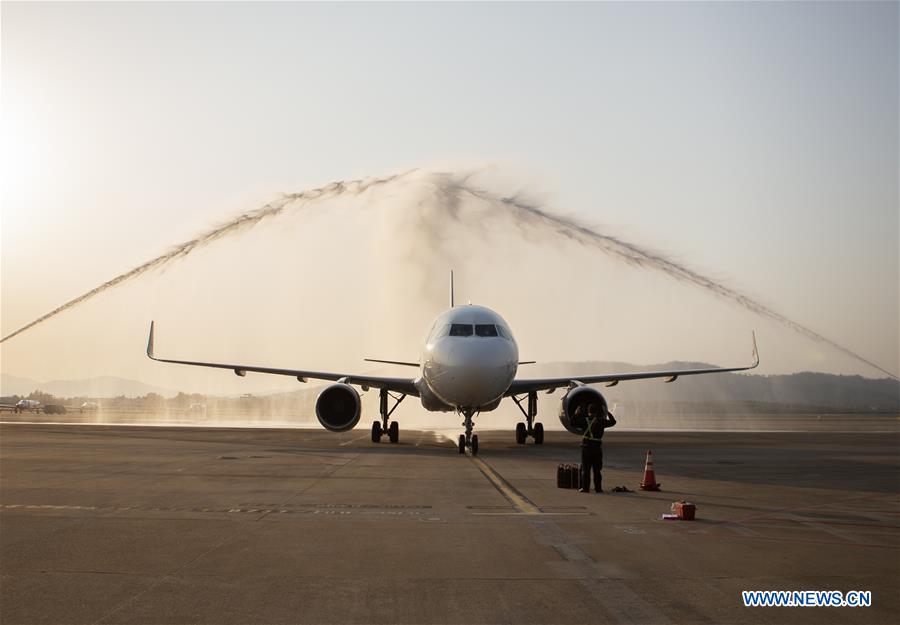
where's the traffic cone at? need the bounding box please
[640,450,661,491]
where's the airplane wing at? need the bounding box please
[146,322,419,396]
[506,332,758,396]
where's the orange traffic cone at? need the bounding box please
[640,450,661,491]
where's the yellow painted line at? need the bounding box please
[469,455,541,515]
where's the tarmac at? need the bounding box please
[1,420,898,624]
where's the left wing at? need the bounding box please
[506,332,758,396]
[146,322,419,396]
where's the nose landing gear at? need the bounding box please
[458,409,479,455]
[371,389,405,444]
[512,391,544,445]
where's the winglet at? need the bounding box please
[750,330,759,368]
[449,270,455,308]
[147,321,156,360]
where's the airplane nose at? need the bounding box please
[442,340,512,369]
[426,338,517,407]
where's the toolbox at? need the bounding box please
[671,501,696,520]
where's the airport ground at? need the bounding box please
[1,418,898,625]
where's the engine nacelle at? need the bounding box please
[558,386,608,435]
[315,383,361,432]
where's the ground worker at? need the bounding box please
[579,402,617,492]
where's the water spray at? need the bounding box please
[2,168,895,380]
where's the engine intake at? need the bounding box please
[315,383,361,432]
[558,386,608,435]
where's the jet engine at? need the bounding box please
[558,386,608,435]
[315,383,361,432]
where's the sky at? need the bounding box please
[1,1,898,395]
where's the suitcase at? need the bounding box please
[557,464,567,488]
[557,464,584,489]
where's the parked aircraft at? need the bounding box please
[14,399,41,414]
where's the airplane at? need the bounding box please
[15,399,41,414]
[147,273,759,455]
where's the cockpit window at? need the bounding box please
[428,324,451,342]
[449,324,474,337]
[496,324,512,340]
[475,324,499,337]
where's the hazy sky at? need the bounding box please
[1,1,898,394]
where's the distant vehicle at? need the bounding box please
[15,399,41,414]
[147,272,759,455]
[80,401,99,413]
[43,404,67,415]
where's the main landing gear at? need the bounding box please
[371,389,405,444]
[512,391,544,445]
[457,408,479,455]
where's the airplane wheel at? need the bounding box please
[471,435,479,455]
[515,422,527,445]
[371,421,382,443]
[458,435,466,454]
[534,422,544,445]
[388,421,399,444]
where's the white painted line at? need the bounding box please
[339,433,371,447]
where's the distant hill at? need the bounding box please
[529,361,899,412]
[0,373,43,397]
[0,373,175,398]
[2,365,897,411]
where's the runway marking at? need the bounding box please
[2,504,98,511]
[530,518,669,624]
[783,512,886,545]
[339,433,371,447]
[717,532,899,550]
[468,455,541,515]
[1,503,430,518]
[240,502,432,509]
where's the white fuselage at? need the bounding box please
[417,305,519,412]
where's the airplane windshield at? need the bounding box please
[447,323,504,338]
[475,324,499,337]
[449,324,474,337]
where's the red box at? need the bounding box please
[672,501,696,520]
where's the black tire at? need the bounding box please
[533,422,544,445]
[471,435,479,455]
[371,421,382,443]
[458,435,466,454]
[515,422,527,445]
[388,421,399,444]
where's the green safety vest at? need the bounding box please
[583,416,602,442]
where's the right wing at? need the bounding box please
[507,332,759,396]
[146,322,419,396]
